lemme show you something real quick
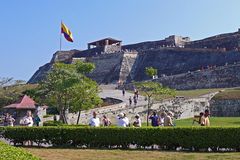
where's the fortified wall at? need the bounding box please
[152,63,240,90]
[29,29,240,90]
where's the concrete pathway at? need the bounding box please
[99,85,148,107]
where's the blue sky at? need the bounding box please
[1,0,240,81]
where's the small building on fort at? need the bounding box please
[87,37,122,54]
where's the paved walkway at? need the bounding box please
[99,85,148,107]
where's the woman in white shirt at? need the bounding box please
[22,110,34,127]
[89,111,100,127]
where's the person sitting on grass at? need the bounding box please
[89,111,100,127]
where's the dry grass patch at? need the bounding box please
[26,148,240,160]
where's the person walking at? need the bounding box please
[129,96,132,106]
[133,95,137,106]
[122,88,125,96]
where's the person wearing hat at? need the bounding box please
[117,113,128,127]
[89,111,100,127]
[133,114,142,127]
[164,111,174,127]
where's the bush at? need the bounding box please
[1,127,240,151]
[0,141,40,160]
[43,120,64,126]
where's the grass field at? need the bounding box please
[26,148,240,160]
[175,117,240,127]
[129,88,228,100]
[212,88,240,100]
[175,88,226,98]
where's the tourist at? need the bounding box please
[22,110,34,127]
[102,115,111,127]
[89,111,100,127]
[134,89,139,99]
[3,113,9,126]
[133,95,137,106]
[133,114,141,127]
[122,88,125,96]
[164,111,174,127]
[117,113,128,127]
[129,96,132,106]
[149,111,159,127]
[8,115,15,127]
[159,112,166,126]
[196,112,204,125]
[34,115,41,127]
[201,109,210,126]
[123,113,130,127]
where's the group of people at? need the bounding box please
[89,111,141,127]
[124,88,138,106]
[194,109,210,126]
[2,110,41,127]
[88,110,175,127]
[149,111,174,127]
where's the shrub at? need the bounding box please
[0,141,40,160]
[43,120,64,126]
[1,127,240,151]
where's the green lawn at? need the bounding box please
[175,117,240,127]
[212,88,240,100]
[175,88,226,98]
[128,88,229,100]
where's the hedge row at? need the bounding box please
[0,141,40,160]
[1,127,240,151]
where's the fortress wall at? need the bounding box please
[152,63,240,90]
[185,32,240,50]
[132,49,240,81]
[86,53,124,84]
[210,99,240,117]
[28,62,53,84]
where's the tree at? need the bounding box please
[27,61,102,124]
[134,81,175,126]
[145,67,158,79]
[0,77,35,109]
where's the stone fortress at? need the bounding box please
[29,28,240,90]
[29,29,240,123]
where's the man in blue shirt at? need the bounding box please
[149,111,159,127]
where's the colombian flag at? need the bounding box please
[61,22,74,42]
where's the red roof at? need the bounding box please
[4,95,36,109]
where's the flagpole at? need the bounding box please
[60,21,62,51]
